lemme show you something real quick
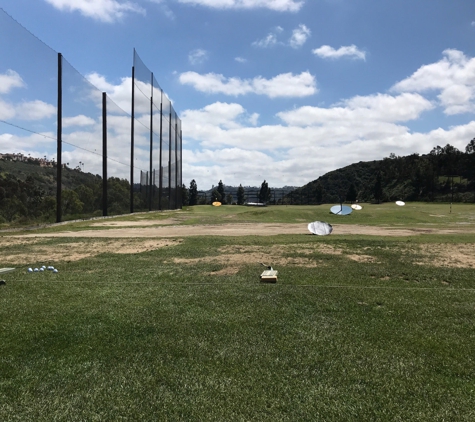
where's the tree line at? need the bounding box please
[289,140,475,204]
[182,180,272,206]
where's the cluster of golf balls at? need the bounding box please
[28,265,58,273]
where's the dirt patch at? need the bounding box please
[0,238,182,264]
[415,243,475,268]
[90,218,179,227]
[170,243,379,271]
[8,223,473,239]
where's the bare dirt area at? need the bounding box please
[6,222,475,239]
[2,222,475,268]
[0,238,183,264]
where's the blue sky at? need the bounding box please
[1,0,475,189]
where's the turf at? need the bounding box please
[1,204,475,421]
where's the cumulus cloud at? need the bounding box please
[312,44,366,60]
[277,93,433,127]
[0,70,25,94]
[175,0,304,12]
[391,49,475,115]
[181,96,474,187]
[178,71,317,97]
[0,98,56,121]
[63,115,97,127]
[44,0,145,23]
[289,24,311,48]
[188,49,209,65]
[86,72,132,112]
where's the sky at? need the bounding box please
[1,0,475,190]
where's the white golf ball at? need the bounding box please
[40,268,44,272]
[34,268,39,272]
[28,268,33,272]
[53,269,58,273]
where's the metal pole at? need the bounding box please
[56,53,62,223]
[102,92,108,217]
[175,116,178,209]
[168,110,172,209]
[148,73,154,211]
[180,127,183,208]
[158,91,163,210]
[130,63,135,214]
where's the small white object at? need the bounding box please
[308,221,333,236]
[34,268,39,272]
[53,269,58,273]
[39,268,44,272]
[47,266,54,270]
[351,204,362,210]
[28,268,33,273]
[396,201,405,206]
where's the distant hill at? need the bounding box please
[287,142,475,204]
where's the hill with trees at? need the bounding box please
[286,140,475,204]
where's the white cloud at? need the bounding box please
[0,70,25,94]
[0,99,17,121]
[44,0,145,23]
[178,71,317,97]
[175,0,304,12]
[235,57,247,63]
[181,95,475,187]
[391,49,475,115]
[63,115,97,127]
[18,100,57,120]
[188,49,209,65]
[277,93,433,127]
[312,44,366,60]
[289,24,310,48]
[252,27,283,48]
[86,72,132,112]
[0,98,56,121]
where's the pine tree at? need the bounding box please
[189,179,198,206]
[237,184,245,205]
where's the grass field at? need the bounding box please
[1,203,475,421]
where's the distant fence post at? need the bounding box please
[102,92,108,217]
[56,52,62,223]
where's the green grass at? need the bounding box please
[3,201,475,235]
[1,204,475,420]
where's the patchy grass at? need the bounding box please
[2,225,475,420]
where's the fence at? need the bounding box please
[0,8,182,224]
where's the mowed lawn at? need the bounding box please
[1,203,475,421]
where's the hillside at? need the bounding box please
[288,141,475,204]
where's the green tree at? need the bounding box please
[237,184,245,205]
[181,183,189,206]
[211,188,221,203]
[217,180,226,204]
[466,138,475,154]
[374,171,383,204]
[346,183,357,202]
[189,179,198,206]
[75,184,95,213]
[61,189,83,216]
[315,181,324,204]
[258,180,271,203]
[226,193,234,205]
